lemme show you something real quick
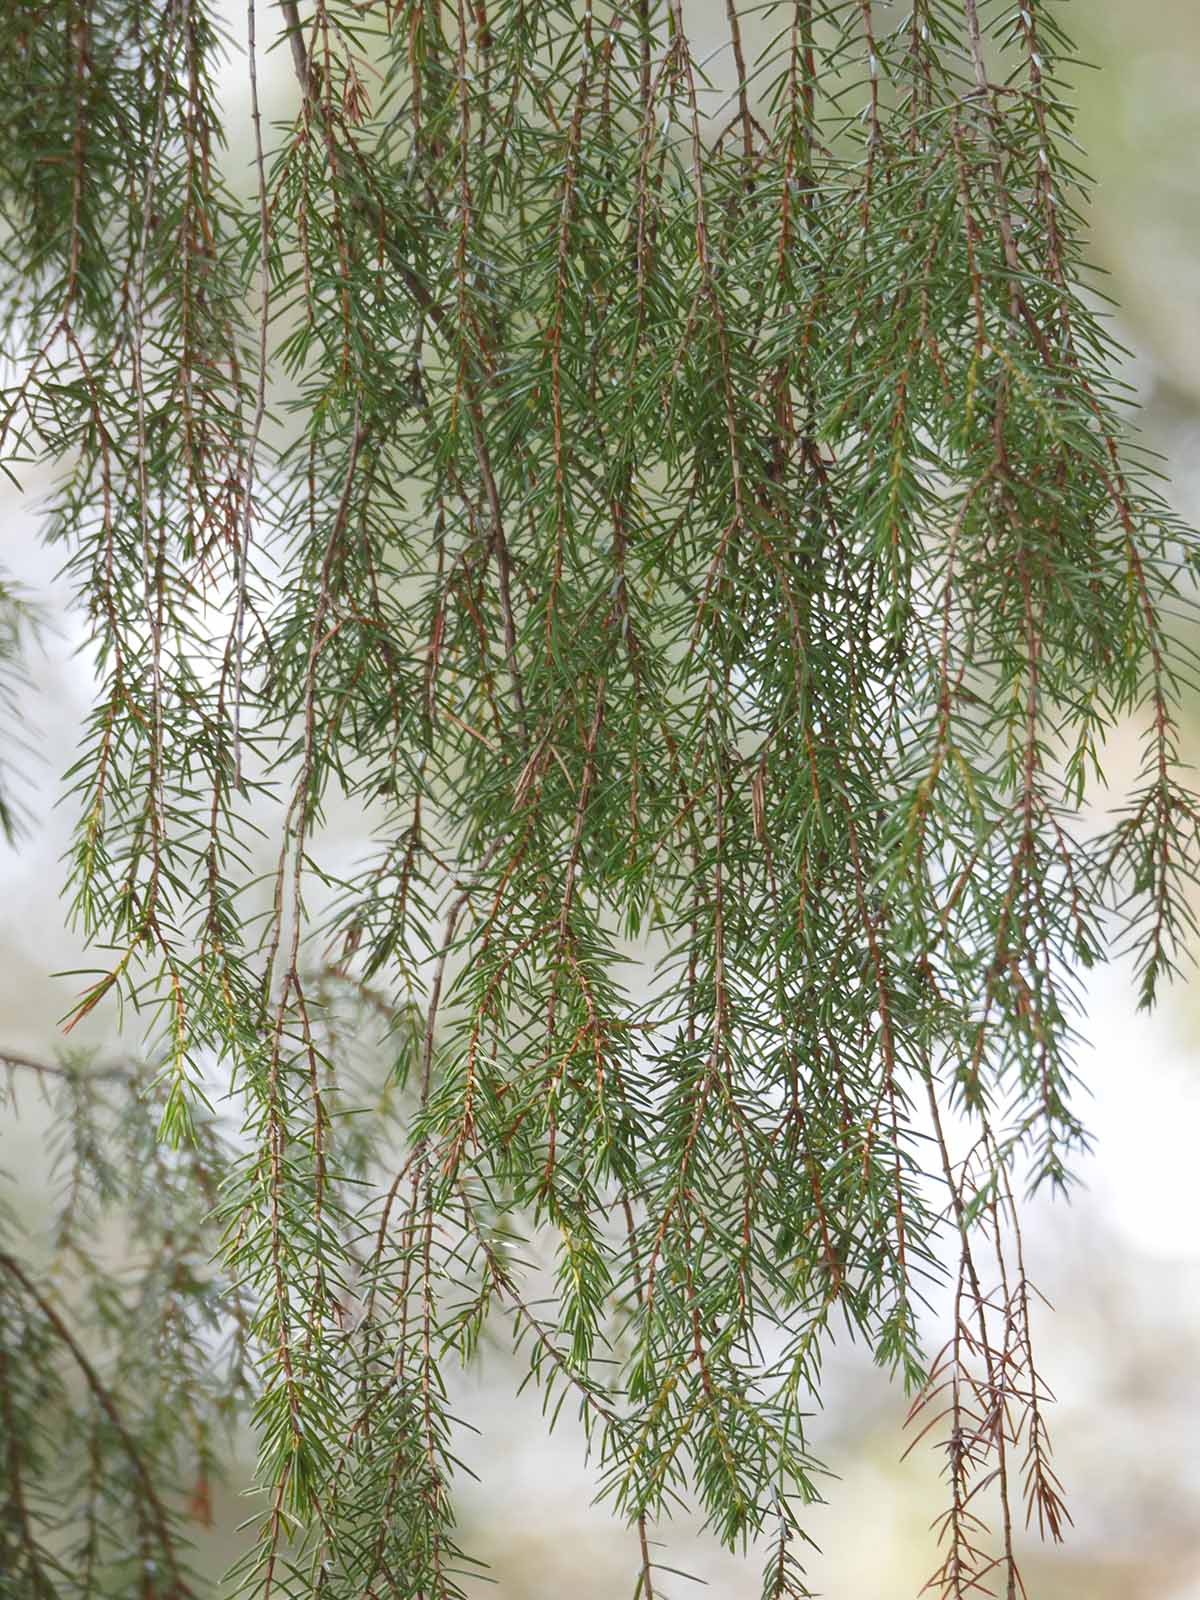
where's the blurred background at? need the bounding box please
[2,1,1198,1595]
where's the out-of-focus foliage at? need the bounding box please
[0,1052,249,1598]
[0,573,38,844]
[1,2,1197,1598]
[1070,0,1200,400]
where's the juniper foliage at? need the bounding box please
[1,1,1197,1596]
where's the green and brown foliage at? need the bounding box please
[1,2,1197,1595]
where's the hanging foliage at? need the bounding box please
[1,1,1196,1595]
